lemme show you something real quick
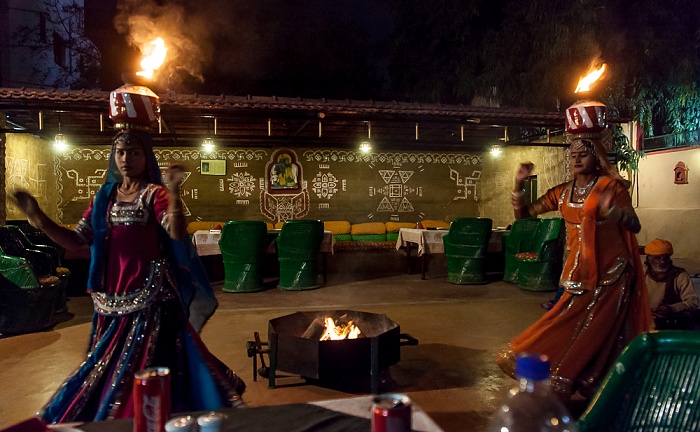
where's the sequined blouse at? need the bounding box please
[75,183,172,295]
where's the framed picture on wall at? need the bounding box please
[201,160,226,175]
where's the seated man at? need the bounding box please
[644,238,699,329]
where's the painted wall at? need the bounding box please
[14,133,695,261]
[480,146,569,227]
[7,139,488,226]
[4,133,58,222]
[633,147,700,260]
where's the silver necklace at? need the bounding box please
[574,177,597,196]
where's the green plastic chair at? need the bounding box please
[276,220,324,290]
[219,221,269,293]
[502,218,540,283]
[0,254,61,334]
[578,331,700,432]
[443,217,492,284]
[514,218,564,291]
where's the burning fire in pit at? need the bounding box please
[320,317,361,341]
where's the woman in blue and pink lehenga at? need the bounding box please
[11,129,245,423]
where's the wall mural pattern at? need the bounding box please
[304,150,482,220]
[260,149,310,222]
[49,145,482,225]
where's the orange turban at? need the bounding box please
[644,238,673,256]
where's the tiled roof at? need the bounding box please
[0,87,566,150]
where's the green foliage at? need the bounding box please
[612,124,644,173]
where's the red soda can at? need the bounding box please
[371,393,412,432]
[133,366,171,432]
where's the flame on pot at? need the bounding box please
[136,37,168,79]
[575,64,606,93]
[320,317,362,340]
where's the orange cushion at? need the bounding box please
[351,222,386,235]
[324,221,352,235]
[515,251,539,261]
[385,222,415,233]
[39,275,60,286]
[420,219,451,229]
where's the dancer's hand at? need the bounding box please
[515,162,534,184]
[599,188,615,215]
[164,164,185,191]
[10,189,41,218]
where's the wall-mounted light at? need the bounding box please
[490,145,502,157]
[201,137,215,153]
[53,113,68,151]
[53,133,68,151]
[359,120,373,153]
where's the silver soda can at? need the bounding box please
[371,393,412,432]
[165,415,196,432]
[197,411,226,432]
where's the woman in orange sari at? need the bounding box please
[496,137,652,398]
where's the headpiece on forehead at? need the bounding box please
[109,84,160,131]
[107,129,162,185]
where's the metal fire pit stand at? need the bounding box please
[245,332,270,382]
[250,332,418,394]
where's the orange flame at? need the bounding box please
[136,37,168,79]
[575,64,606,93]
[320,317,362,341]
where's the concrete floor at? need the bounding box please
[1,255,698,431]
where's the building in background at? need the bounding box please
[0,0,100,89]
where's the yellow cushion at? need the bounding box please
[324,221,352,235]
[266,222,275,230]
[274,221,285,229]
[385,222,416,233]
[350,222,386,235]
[420,219,450,229]
[186,221,225,235]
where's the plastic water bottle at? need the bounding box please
[489,354,579,432]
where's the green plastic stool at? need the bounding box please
[443,217,492,284]
[219,221,269,293]
[276,220,324,290]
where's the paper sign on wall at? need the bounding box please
[201,160,226,175]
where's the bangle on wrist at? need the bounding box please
[511,189,525,198]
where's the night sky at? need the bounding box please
[84,0,700,120]
[87,0,394,99]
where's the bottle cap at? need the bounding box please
[515,354,550,381]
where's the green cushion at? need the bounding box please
[334,233,353,242]
[351,233,387,242]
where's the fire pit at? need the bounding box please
[266,310,417,393]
